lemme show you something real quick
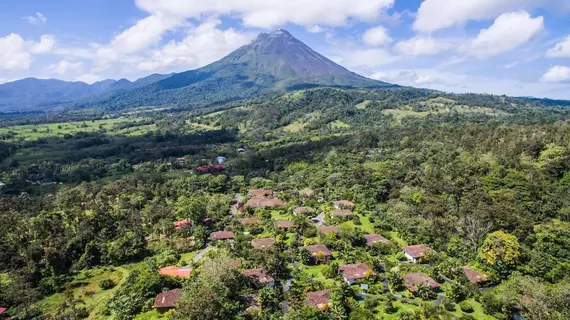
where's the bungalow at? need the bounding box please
[365,234,390,247]
[402,272,440,293]
[209,231,235,240]
[248,189,274,198]
[274,220,294,229]
[339,263,377,285]
[242,197,285,210]
[0,308,7,316]
[306,290,332,310]
[173,220,191,231]
[305,244,333,264]
[333,200,355,209]
[154,289,182,311]
[403,244,435,263]
[239,217,261,225]
[293,207,316,216]
[243,269,275,287]
[251,238,276,249]
[463,266,489,285]
[317,226,341,236]
[330,209,353,217]
[196,165,225,174]
[159,266,192,279]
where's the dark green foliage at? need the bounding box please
[99,279,116,290]
[459,301,474,313]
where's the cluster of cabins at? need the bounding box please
[158,189,489,312]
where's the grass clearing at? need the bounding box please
[355,100,372,110]
[329,120,351,130]
[135,309,170,320]
[450,299,495,319]
[283,120,308,133]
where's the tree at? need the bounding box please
[387,272,404,291]
[479,231,521,268]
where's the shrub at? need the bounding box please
[459,315,476,320]
[443,298,456,311]
[99,279,116,290]
[459,301,474,313]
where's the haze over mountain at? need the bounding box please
[0,30,389,112]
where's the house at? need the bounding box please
[0,308,7,316]
[154,289,182,310]
[463,266,489,285]
[330,209,353,217]
[333,200,355,209]
[274,220,294,229]
[195,165,225,173]
[305,244,333,264]
[403,244,435,263]
[173,220,191,231]
[251,238,276,249]
[339,263,377,285]
[402,272,440,293]
[293,206,316,216]
[317,226,341,236]
[209,231,235,240]
[237,148,245,153]
[248,189,274,198]
[239,217,261,225]
[365,234,390,247]
[243,269,275,287]
[242,197,285,210]
[306,290,332,310]
[159,266,192,279]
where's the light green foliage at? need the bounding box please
[479,231,521,267]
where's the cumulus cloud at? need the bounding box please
[540,65,570,82]
[546,36,570,58]
[370,69,444,86]
[463,11,543,59]
[394,36,452,56]
[47,60,85,76]
[76,74,104,84]
[25,12,47,25]
[362,26,392,46]
[0,34,55,70]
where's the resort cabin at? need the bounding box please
[403,244,435,263]
[332,200,355,209]
[251,238,276,250]
[305,244,333,264]
[154,289,182,311]
[365,234,390,247]
[243,269,275,287]
[402,272,441,293]
[339,263,377,285]
[306,290,332,310]
[293,206,316,216]
[159,266,192,279]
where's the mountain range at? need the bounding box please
[0,29,389,112]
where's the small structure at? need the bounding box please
[403,244,435,263]
[239,217,261,225]
[243,269,275,287]
[159,266,192,279]
[154,289,182,310]
[365,234,390,247]
[0,308,7,316]
[339,263,377,285]
[402,272,440,293]
[251,238,276,249]
[237,148,245,153]
[196,164,225,174]
[463,266,489,285]
[209,231,235,240]
[216,156,227,164]
[333,200,355,209]
[317,226,341,236]
[174,220,191,231]
[306,290,332,310]
[274,220,294,229]
[293,207,316,216]
[305,244,333,264]
[242,197,285,210]
[248,189,274,198]
[330,209,353,217]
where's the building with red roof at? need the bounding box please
[333,200,355,209]
[274,220,294,229]
[317,226,341,236]
[305,244,332,264]
[242,197,285,210]
[174,220,191,231]
[248,189,274,198]
[251,238,276,249]
[154,289,182,310]
[293,207,316,216]
[0,308,7,316]
[159,266,192,279]
[402,272,440,293]
[239,217,261,225]
[339,263,377,284]
[306,290,332,309]
[195,165,225,174]
[209,231,235,240]
[330,209,353,217]
[463,266,488,285]
[243,269,275,287]
[403,244,435,263]
[365,234,390,247]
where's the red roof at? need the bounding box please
[306,290,331,307]
[251,238,276,249]
[333,200,355,208]
[317,226,341,234]
[196,165,225,173]
[402,272,440,292]
[463,266,488,284]
[174,220,191,231]
[248,189,274,197]
[274,220,294,229]
[305,244,332,257]
[365,234,390,246]
[243,269,274,284]
[340,263,377,280]
[209,231,235,240]
[403,244,434,259]
[293,207,316,215]
[243,197,285,209]
[0,308,7,315]
[159,266,192,279]
[239,217,261,225]
[154,289,182,309]
[330,209,353,217]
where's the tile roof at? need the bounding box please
[306,290,331,307]
[174,220,191,231]
[244,197,285,209]
[239,217,261,225]
[154,289,182,309]
[333,200,355,208]
[463,266,488,284]
[317,226,341,234]
[159,266,192,279]
[274,220,294,229]
[293,207,316,215]
[403,244,434,259]
[209,231,235,240]
[0,308,6,315]
[340,263,377,280]
[365,234,390,246]
[305,244,332,257]
[248,189,274,197]
[330,209,353,217]
[402,272,440,292]
[251,238,276,249]
[243,269,274,284]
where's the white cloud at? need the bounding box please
[370,69,443,86]
[308,25,325,33]
[0,34,55,70]
[413,0,538,33]
[362,26,392,46]
[330,48,400,73]
[464,11,543,59]
[76,74,104,84]
[540,65,570,82]
[546,36,570,58]
[25,12,47,25]
[47,60,84,76]
[394,36,452,56]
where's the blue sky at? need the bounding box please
[2,0,570,99]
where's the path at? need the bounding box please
[229,193,244,216]
[193,245,214,263]
[312,212,325,226]
[434,294,445,306]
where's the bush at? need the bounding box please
[99,279,116,290]
[443,298,456,311]
[459,315,476,320]
[459,301,474,313]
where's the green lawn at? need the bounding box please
[135,309,170,320]
[450,299,496,320]
[270,210,292,220]
[299,263,338,287]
